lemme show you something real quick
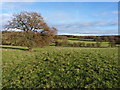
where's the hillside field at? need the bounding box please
[2,45,120,88]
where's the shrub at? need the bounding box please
[72,43,79,47]
[109,40,116,47]
[55,40,69,47]
[95,42,101,47]
[2,31,56,51]
[91,43,96,47]
[86,43,91,47]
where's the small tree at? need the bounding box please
[5,11,57,51]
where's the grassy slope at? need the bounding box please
[2,45,120,88]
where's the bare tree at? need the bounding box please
[5,11,57,51]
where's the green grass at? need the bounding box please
[68,38,120,47]
[56,39,109,47]
[68,38,94,41]
[68,40,109,46]
[2,45,120,88]
[80,39,94,41]
[68,38,79,40]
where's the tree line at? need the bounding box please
[2,31,120,49]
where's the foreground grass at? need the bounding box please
[2,45,120,88]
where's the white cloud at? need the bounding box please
[92,12,108,17]
[55,19,118,29]
[112,11,120,14]
[0,13,12,29]
[58,33,118,36]
[45,11,77,25]
[92,11,119,17]
[53,19,118,35]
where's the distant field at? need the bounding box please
[68,37,120,47]
[69,38,94,41]
[56,39,109,47]
[68,40,109,46]
[54,37,120,47]
[2,45,119,88]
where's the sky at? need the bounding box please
[1,0,120,2]
[1,2,119,36]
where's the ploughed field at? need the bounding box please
[2,46,119,88]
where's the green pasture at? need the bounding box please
[2,45,119,88]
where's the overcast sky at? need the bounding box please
[1,2,118,36]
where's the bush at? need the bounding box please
[2,31,55,51]
[55,41,103,48]
[95,42,101,47]
[55,40,69,47]
[86,43,91,47]
[109,40,116,47]
[91,43,96,47]
[71,42,86,47]
[72,43,79,47]
[114,37,120,44]
[78,42,84,47]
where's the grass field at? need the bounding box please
[2,45,119,88]
[68,37,120,47]
[68,40,109,46]
[57,39,109,47]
